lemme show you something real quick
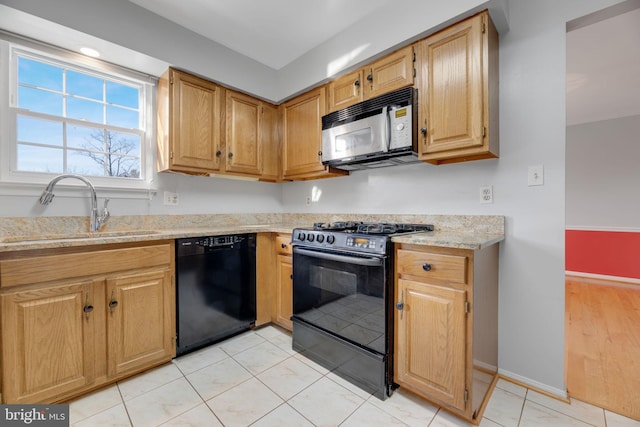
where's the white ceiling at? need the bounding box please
[127,0,394,70]
[566,6,640,126]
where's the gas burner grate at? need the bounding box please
[313,221,362,231]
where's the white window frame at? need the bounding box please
[0,35,157,198]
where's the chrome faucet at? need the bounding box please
[39,174,110,232]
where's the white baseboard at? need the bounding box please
[498,368,567,399]
[565,271,640,285]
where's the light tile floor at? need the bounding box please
[69,326,640,427]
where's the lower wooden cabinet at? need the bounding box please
[394,243,499,424]
[106,270,174,377]
[0,242,175,404]
[255,233,293,331]
[273,234,293,331]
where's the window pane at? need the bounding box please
[67,125,104,151]
[108,131,141,156]
[106,81,138,109]
[17,116,63,146]
[107,105,138,129]
[68,150,106,176]
[17,144,63,173]
[18,86,63,116]
[67,97,104,123]
[107,155,140,178]
[18,57,63,91]
[67,70,103,100]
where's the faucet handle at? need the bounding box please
[103,198,110,211]
[100,199,110,223]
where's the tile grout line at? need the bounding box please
[115,382,134,427]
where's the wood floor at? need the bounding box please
[565,276,640,421]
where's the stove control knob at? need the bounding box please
[307,234,315,242]
[297,232,306,241]
[316,234,325,243]
[326,235,335,244]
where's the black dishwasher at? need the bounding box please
[175,233,256,356]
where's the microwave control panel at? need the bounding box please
[389,105,412,150]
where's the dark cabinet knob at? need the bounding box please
[396,302,404,310]
[228,152,233,159]
[422,263,432,271]
[354,79,360,87]
[366,74,373,82]
[215,150,222,157]
[83,305,94,313]
[109,300,119,309]
[420,127,427,136]
[281,243,287,249]
[317,151,322,156]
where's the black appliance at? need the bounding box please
[175,233,256,356]
[291,222,433,399]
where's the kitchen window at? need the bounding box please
[0,39,156,193]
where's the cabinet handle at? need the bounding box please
[290,274,293,280]
[109,289,119,312]
[83,304,94,321]
[215,150,222,157]
[281,243,287,249]
[366,73,373,83]
[422,263,432,271]
[354,79,360,87]
[228,152,233,159]
[396,290,404,320]
[317,150,322,156]
[421,119,427,141]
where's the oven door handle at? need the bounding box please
[295,248,384,267]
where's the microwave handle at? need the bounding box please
[294,248,384,267]
[383,106,390,152]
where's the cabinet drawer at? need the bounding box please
[275,235,292,255]
[396,249,468,284]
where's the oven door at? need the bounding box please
[292,246,389,355]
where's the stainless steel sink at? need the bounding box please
[0,230,160,243]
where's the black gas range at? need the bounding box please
[290,221,433,400]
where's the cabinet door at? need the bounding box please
[395,278,467,411]
[363,46,414,99]
[106,270,174,377]
[260,102,281,182]
[170,69,222,172]
[328,69,364,112]
[1,281,95,403]
[282,87,327,178]
[275,254,293,331]
[225,90,262,175]
[416,13,485,162]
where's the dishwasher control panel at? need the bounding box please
[176,234,249,256]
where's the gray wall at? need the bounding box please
[566,115,640,230]
[0,0,629,396]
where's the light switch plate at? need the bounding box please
[528,165,544,186]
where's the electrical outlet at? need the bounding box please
[528,164,544,186]
[163,191,179,205]
[480,186,493,204]
[305,196,311,206]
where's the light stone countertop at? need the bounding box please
[391,229,504,250]
[0,213,504,253]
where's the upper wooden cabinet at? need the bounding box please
[158,68,281,181]
[225,90,262,176]
[281,86,347,180]
[157,68,223,174]
[328,46,415,112]
[415,11,499,164]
